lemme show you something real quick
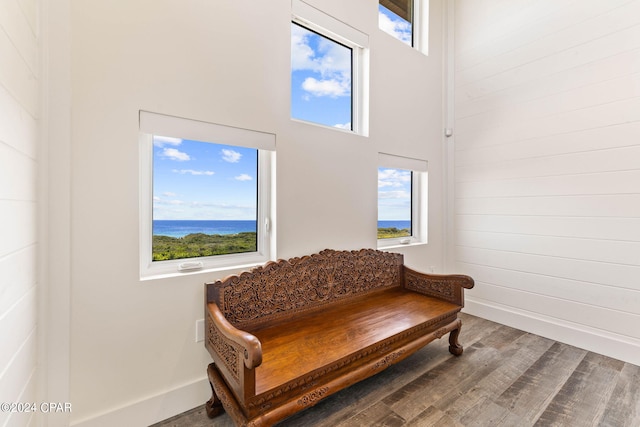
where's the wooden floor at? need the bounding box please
[153,313,640,427]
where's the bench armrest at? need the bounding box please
[207,303,262,369]
[403,266,474,306]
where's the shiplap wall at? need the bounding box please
[0,0,40,425]
[453,0,640,364]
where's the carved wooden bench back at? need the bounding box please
[207,249,404,329]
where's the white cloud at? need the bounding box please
[172,169,215,176]
[162,192,177,197]
[161,147,190,162]
[302,76,350,98]
[291,24,352,98]
[378,11,412,45]
[234,174,253,181]
[154,198,185,207]
[153,136,183,147]
[379,190,411,200]
[291,24,318,71]
[334,122,352,130]
[221,148,242,163]
[378,168,411,188]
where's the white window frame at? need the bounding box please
[139,111,276,280]
[377,153,428,248]
[291,0,370,136]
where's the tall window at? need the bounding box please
[139,112,275,278]
[291,22,353,130]
[378,153,427,247]
[291,0,369,135]
[378,167,413,239]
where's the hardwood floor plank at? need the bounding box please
[599,362,640,427]
[385,325,526,421]
[534,352,625,426]
[495,341,587,424]
[464,400,525,427]
[445,333,555,423]
[406,405,463,427]
[335,401,405,427]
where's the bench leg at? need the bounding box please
[205,364,224,418]
[448,320,464,356]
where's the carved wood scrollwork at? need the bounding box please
[297,387,329,407]
[404,269,458,304]
[373,350,405,370]
[215,249,404,328]
[207,319,242,384]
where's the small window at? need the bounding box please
[378,0,428,54]
[378,153,427,247]
[379,0,413,46]
[139,112,275,279]
[291,22,353,130]
[291,0,369,134]
[378,167,413,239]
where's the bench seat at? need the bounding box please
[249,287,461,395]
[204,249,474,426]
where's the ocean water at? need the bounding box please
[153,219,411,238]
[153,220,257,238]
[378,220,411,230]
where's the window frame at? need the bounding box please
[291,0,369,136]
[377,153,428,248]
[138,111,276,279]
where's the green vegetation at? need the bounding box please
[153,232,257,261]
[377,227,411,239]
[153,229,410,260]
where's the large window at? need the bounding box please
[139,112,275,278]
[378,153,427,247]
[378,0,428,54]
[152,139,258,261]
[291,0,369,135]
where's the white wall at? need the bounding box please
[48,1,448,425]
[0,0,40,426]
[453,0,640,365]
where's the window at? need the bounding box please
[291,23,353,130]
[378,153,427,247]
[139,111,275,278]
[378,0,428,53]
[379,0,413,46]
[291,0,369,134]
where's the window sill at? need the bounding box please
[140,260,266,282]
[377,240,427,250]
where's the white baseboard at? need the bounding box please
[70,377,210,427]
[464,297,640,367]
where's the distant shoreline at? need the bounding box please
[153,219,411,239]
[152,227,411,261]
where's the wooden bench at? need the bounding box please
[204,249,474,426]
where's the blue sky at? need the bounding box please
[378,168,412,221]
[153,136,257,220]
[378,4,412,46]
[290,23,352,129]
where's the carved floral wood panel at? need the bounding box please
[404,269,459,304]
[214,249,403,328]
